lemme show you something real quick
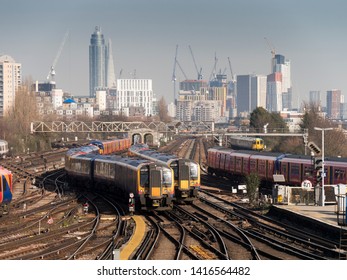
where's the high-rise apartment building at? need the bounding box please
[326,89,342,119]
[115,79,154,116]
[0,55,21,117]
[89,27,115,97]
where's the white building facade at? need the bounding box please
[116,79,154,116]
[0,55,22,117]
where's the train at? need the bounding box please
[228,136,264,151]
[129,144,200,202]
[207,146,347,188]
[65,153,174,210]
[0,140,9,158]
[0,166,13,215]
[89,138,131,155]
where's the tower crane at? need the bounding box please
[209,52,218,82]
[264,37,276,72]
[47,30,69,84]
[172,45,189,103]
[227,57,235,82]
[264,37,276,58]
[188,45,203,80]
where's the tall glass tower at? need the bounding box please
[89,26,107,97]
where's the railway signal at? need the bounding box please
[129,193,135,215]
[308,141,321,155]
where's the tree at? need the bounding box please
[249,107,287,151]
[300,102,347,157]
[158,96,172,123]
[245,173,260,206]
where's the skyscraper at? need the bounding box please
[0,55,21,117]
[236,74,267,115]
[267,54,292,111]
[106,39,116,88]
[89,26,107,97]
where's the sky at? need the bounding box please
[1,0,347,107]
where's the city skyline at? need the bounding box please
[1,0,346,107]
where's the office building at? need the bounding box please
[236,74,267,115]
[0,55,22,117]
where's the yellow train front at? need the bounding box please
[128,145,201,203]
[65,153,175,211]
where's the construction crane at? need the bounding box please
[188,45,202,80]
[264,37,276,72]
[227,57,235,82]
[47,30,69,84]
[209,52,218,82]
[264,37,276,58]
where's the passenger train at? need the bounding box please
[129,144,200,202]
[65,153,174,210]
[0,166,12,215]
[207,147,347,188]
[228,136,264,151]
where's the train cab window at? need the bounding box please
[162,168,173,186]
[170,162,179,179]
[140,167,149,187]
[188,162,198,179]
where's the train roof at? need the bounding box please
[66,145,99,156]
[0,166,12,175]
[71,153,169,170]
[0,140,8,145]
[228,136,263,141]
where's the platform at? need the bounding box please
[268,203,347,242]
[119,215,147,260]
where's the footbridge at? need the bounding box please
[30,121,308,148]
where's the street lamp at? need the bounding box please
[314,127,333,206]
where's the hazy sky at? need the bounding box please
[1,0,346,106]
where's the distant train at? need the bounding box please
[0,166,12,215]
[0,140,9,158]
[207,147,347,187]
[129,144,200,202]
[89,138,131,155]
[228,136,264,151]
[65,153,174,210]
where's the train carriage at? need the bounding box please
[279,155,315,185]
[89,138,131,155]
[324,157,347,185]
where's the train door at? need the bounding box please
[178,160,190,191]
[149,168,162,199]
